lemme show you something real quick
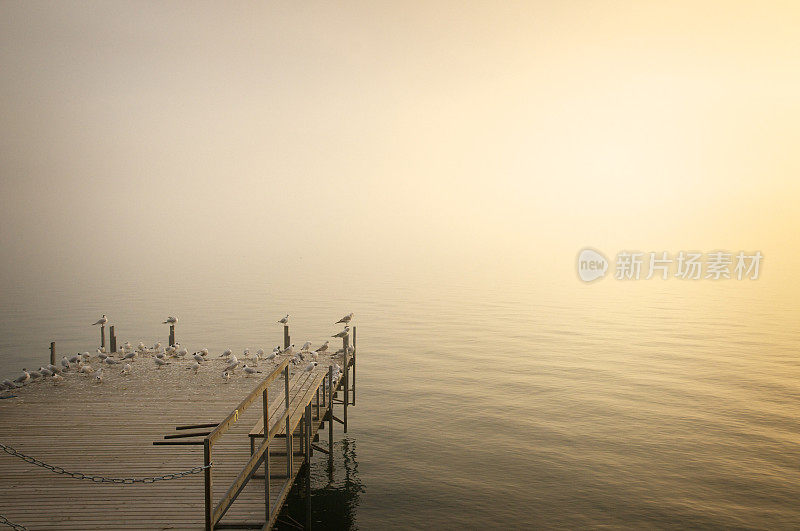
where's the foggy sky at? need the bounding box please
[2,1,799,290]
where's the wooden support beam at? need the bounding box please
[152,440,205,446]
[163,431,212,439]
[49,342,55,365]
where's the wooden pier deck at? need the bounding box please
[0,335,356,530]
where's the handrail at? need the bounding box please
[206,357,292,445]
[211,370,328,527]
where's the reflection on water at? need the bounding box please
[274,438,364,530]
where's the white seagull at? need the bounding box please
[187,361,200,374]
[277,314,289,325]
[304,362,318,372]
[243,365,261,377]
[163,316,177,325]
[219,349,232,358]
[301,341,312,352]
[316,340,329,353]
[52,373,64,385]
[332,327,350,339]
[336,313,354,325]
[121,363,132,375]
[92,315,108,326]
[154,357,171,369]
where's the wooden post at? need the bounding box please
[328,366,334,454]
[169,325,175,347]
[306,403,313,458]
[283,325,290,349]
[49,342,56,365]
[262,388,270,523]
[203,438,212,531]
[343,347,349,433]
[284,365,292,477]
[353,327,357,403]
[100,324,106,350]
[305,401,312,531]
[109,326,116,353]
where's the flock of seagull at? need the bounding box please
[2,313,354,391]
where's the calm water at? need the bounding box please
[1,271,799,529]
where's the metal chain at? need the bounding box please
[0,443,211,484]
[0,514,27,531]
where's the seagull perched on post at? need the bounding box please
[92,315,108,326]
[336,313,354,325]
[301,341,312,352]
[163,316,177,325]
[277,314,289,325]
[315,340,329,353]
[332,327,350,339]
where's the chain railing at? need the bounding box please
[0,514,28,530]
[0,442,211,484]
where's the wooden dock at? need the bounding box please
[0,327,357,530]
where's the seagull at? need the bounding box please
[68,354,80,364]
[2,379,16,389]
[163,316,177,325]
[277,314,289,325]
[282,345,294,357]
[153,342,162,351]
[222,371,230,383]
[187,361,200,374]
[52,373,64,385]
[39,366,53,377]
[92,314,108,326]
[265,351,277,362]
[301,341,312,352]
[154,357,170,369]
[304,362,318,372]
[79,364,94,374]
[316,340,329,353]
[61,356,71,371]
[121,363,132,375]
[311,352,319,361]
[256,348,264,357]
[332,327,349,338]
[243,348,250,359]
[174,346,188,358]
[122,351,136,361]
[193,353,204,364]
[155,351,166,359]
[97,350,108,361]
[94,369,104,384]
[252,354,259,366]
[273,345,281,353]
[243,365,261,377]
[104,357,120,365]
[224,357,239,372]
[81,352,90,361]
[47,363,60,374]
[336,313,354,325]
[29,369,42,380]
[200,348,209,357]
[219,349,232,358]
